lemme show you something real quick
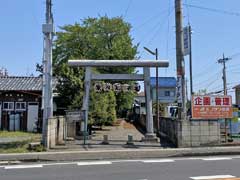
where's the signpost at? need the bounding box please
[192,95,233,119]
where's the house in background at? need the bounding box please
[134,77,177,116]
[150,77,177,104]
[0,76,58,132]
[233,84,240,107]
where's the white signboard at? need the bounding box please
[66,110,83,122]
[183,26,190,56]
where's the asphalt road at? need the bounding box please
[1,156,240,180]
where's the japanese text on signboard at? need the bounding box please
[192,95,232,119]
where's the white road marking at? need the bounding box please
[202,157,233,161]
[5,164,43,169]
[190,175,236,179]
[142,159,175,163]
[43,162,78,166]
[112,160,142,163]
[187,157,205,160]
[77,161,112,166]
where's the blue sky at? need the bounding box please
[0,0,240,101]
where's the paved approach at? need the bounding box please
[1,155,240,180]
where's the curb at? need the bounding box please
[0,147,240,162]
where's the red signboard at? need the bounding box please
[192,95,233,119]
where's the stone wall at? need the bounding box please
[159,118,221,147]
[139,115,221,147]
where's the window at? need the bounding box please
[15,102,26,111]
[3,102,14,111]
[164,91,170,97]
[140,103,146,107]
[170,91,175,97]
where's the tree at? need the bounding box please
[53,16,138,124]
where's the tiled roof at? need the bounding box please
[0,76,57,91]
[150,77,176,88]
[233,84,240,89]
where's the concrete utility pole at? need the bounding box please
[175,0,186,119]
[218,53,231,143]
[42,0,54,148]
[218,54,230,96]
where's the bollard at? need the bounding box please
[126,134,134,145]
[102,135,109,145]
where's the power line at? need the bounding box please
[131,8,173,32]
[192,62,218,79]
[166,0,172,59]
[183,3,240,17]
[123,0,132,19]
[139,8,174,58]
[145,8,174,45]
[184,0,191,24]
[194,71,222,87]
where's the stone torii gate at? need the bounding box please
[68,59,169,143]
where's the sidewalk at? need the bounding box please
[58,119,163,150]
[1,146,240,162]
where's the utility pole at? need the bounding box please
[155,48,159,133]
[42,0,54,148]
[218,53,231,143]
[175,0,186,120]
[218,54,230,96]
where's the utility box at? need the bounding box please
[42,24,55,33]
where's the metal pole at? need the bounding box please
[223,54,227,96]
[155,48,160,133]
[175,0,186,120]
[189,25,193,96]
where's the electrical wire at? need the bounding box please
[139,7,175,58]
[123,0,133,19]
[144,7,174,46]
[183,3,240,17]
[131,8,173,32]
[194,71,222,88]
[185,0,191,24]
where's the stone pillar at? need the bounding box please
[81,67,91,143]
[142,67,159,143]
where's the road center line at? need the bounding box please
[202,157,233,161]
[5,164,43,169]
[142,159,175,163]
[77,161,112,166]
[190,175,235,179]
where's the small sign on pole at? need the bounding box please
[177,75,182,103]
[192,95,233,119]
[183,26,190,56]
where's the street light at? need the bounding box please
[143,47,159,133]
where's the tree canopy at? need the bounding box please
[53,16,138,125]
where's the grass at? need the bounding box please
[0,131,43,153]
